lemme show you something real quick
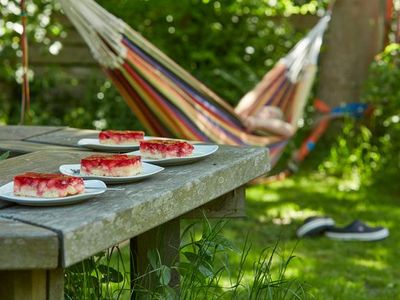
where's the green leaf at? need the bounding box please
[68,258,96,274]
[88,276,100,296]
[177,262,193,277]
[98,265,124,283]
[93,250,106,259]
[159,265,171,286]
[198,264,214,278]
[182,251,199,263]
[147,248,160,270]
[162,285,177,300]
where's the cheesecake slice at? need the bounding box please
[99,130,145,145]
[81,154,142,177]
[139,139,194,159]
[13,172,85,198]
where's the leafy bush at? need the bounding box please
[319,43,400,189]
[363,43,400,161]
[319,120,383,191]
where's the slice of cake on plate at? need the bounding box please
[99,130,144,145]
[140,139,194,159]
[13,172,85,198]
[81,154,142,177]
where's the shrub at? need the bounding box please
[363,43,400,162]
[319,43,400,189]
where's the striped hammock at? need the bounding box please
[59,0,330,166]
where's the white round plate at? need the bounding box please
[0,180,107,206]
[77,138,141,152]
[77,136,190,152]
[127,144,219,166]
[59,162,164,184]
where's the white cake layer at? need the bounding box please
[81,164,142,177]
[140,150,166,159]
[140,149,191,159]
[14,185,83,198]
[99,139,141,145]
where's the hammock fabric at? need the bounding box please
[59,0,331,167]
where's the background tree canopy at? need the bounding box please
[0,0,329,128]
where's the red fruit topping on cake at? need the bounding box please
[81,154,142,177]
[99,130,145,145]
[13,172,84,198]
[139,139,194,159]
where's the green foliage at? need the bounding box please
[1,0,328,128]
[65,218,307,299]
[362,43,400,167]
[22,68,144,130]
[319,120,383,191]
[318,43,400,189]
[65,246,130,299]
[134,218,307,299]
[0,0,64,80]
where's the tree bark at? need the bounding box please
[317,0,387,107]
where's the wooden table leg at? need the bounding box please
[130,218,180,299]
[0,268,64,300]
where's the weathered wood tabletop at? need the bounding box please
[0,125,270,300]
[0,125,86,155]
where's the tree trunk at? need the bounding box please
[317,0,387,107]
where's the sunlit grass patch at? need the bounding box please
[229,171,400,299]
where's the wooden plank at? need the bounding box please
[0,146,269,267]
[0,217,59,269]
[0,151,84,186]
[0,125,64,141]
[0,153,35,209]
[181,186,246,219]
[47,268,65,300]
[0,140,85,156]
[0,270,46,300]
[26,127,99,147]
[130,218,180,296]
[0,268,64,300]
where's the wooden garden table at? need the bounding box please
[0,125,270,299]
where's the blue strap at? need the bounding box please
[306,141,315,151]
[331,103,369,118]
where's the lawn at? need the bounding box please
[222,170,400,299]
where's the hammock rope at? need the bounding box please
[19,0,30,125]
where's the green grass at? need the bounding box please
[222,171,400,299]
